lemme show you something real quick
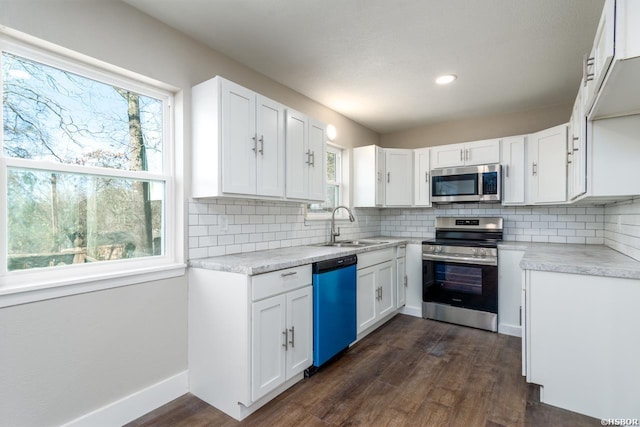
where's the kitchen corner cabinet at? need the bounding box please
[356,248,396,336]
[384,149,414,206]
[285,110,326,202]
[527,124,568,204]
[500,135,527,205]
[189,265,312,421]
[353,145,385,207]
[353,146,413,207]
[413,148,431,207]
[587,0,640,119]
[431,138,500,169]
[396,245,407,308]
[192,76,285,199]
[523,269,640,419]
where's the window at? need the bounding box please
[306,144,347,219]
[1,35,181,298]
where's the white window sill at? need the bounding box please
[0,262,186,308]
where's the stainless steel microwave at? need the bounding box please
[431,164,501,203]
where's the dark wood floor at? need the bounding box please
[127,315,599,426]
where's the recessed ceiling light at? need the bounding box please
[435,74,457,85]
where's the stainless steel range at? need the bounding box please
[422,217,503,332]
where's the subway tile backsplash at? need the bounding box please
[188,198,381,260]
[604,197,640,262]
[379,203,605,244]
[187,197,627,261]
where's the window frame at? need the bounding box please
[305,142,350,221]
[0,32,184,307]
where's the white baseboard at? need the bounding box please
[399,305,422,318]
[498,323,522,337]
[62,371,188,427]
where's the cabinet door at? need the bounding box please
[285,109,308,200]
[396,256,406,308]
[357,267,377,334]
[586,0,615,106]
[568,89,587,200]
[414,148,431,207]
[285,286,313,378]
[377,260,395,318]
[307,118,326,202]
[385,149,413,206]
[251,294,286,401]
[256,95,285,197]
[221,79,257,195]
[464,139,500,165]
[375,146,386,206]
[529,124,568,204]
[497,249,525,337]
[501,136,526,205]
[431,143,465,168]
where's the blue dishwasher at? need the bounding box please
[311,254,358,370]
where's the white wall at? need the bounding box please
[0,1,377,425]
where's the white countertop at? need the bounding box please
[189,237,409,275]
[503,242,640,279]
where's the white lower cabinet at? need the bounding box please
[396,245,407,308]
[189,265,312,421]
[251,285,312,402]
[497,248,524,337]
[523,269,640,419]
[356,248,396,336]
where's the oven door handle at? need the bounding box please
[422,253,497,266]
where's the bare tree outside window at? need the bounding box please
[2,52,166,271]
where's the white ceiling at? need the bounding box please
[124,0,605,134]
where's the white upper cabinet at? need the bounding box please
[192,76,285,199]
[285,109,326,202]
[413,148,431,207]
[586,0,640,119]
[500,135,527,205]
[354,145,414,207]
[431,139,500,169]
[568,85,587,201]
[528,124,568,205]
[384,149,414,206]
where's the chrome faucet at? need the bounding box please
[330,206,356,243]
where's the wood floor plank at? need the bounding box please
[125,315,601,427]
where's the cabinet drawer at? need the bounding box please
[252,265,312,301]
[357,248,395,270]
[396,245,406,258]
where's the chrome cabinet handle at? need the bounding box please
[387,172,390,183]
[281,271,297,277]
[404,275,408,287]
[310,150,315,167]
[460,149,463,161]
[252,135,257,154]
[567,152,572,164]
[505,164,509,178]
[258,135,264,155]
[305,149,311,165]
[583,54,595,86]
[532,162,537,176]
[425,172,429,182]
[282,329,288,351]
[289,326,295,348]
[465,149,469,162]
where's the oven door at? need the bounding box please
[422,257,498,313]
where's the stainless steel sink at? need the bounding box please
[315,240,389,248]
